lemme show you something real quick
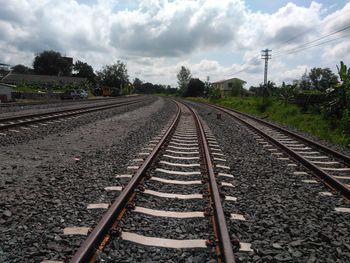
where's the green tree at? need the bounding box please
[322,61,350,135]
[73,60,95,83]
[249,85,261,96]
[140,82,154,94]
[337,61,350,109]
[309,67,338,91]
[33,50,72,76]
[97,61,129,95]
[279,82,299,105]
[324,62,350,118]
[208,86,221,101]
[122,82,133,95]
[186,78,204,97]
[229,79,248,96]
[133,78,143,93]
[177,66,191,96]
[12,64,32,74]
[299,70,311,90]
[266,80,277,96]
[204,78,212,97]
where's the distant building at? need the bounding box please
[213,77,247,97]
[1,73,87,88]
[0,83,15,102]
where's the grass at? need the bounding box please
[13,84,40,92]
[189,96,350,146]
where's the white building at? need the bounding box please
[212,77,247,97]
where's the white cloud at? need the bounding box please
[322,41,350,63]
[110,0,246,57]
[273,63,308,84]
[0,0,349,87]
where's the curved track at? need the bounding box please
[199,102,350,199]
[69,100,237,263]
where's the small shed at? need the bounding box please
[0,83,15,102]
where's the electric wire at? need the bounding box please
[212,23,350,81]
[274,33,350,58]
[273,24,350,57]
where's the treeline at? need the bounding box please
[132,66,209,96]
[132,78,177,95]
[9,50,174,96]
[10,50,130,95]
[247,61,350,136]
[249,67,339,97]
[12,50,96,83]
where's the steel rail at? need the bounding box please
[0,98,150,131]
[207,103,350,166]
[185,102,235,263]
[70,101,181,263]
[0,97,119,108]
[0,97,147,123]
[205,103,350,199]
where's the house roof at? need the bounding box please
[1,73,87,85]
[212,77,246,84]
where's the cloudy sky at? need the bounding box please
[0,0,349,87]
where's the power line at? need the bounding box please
[221,56,259,77]
[263,7,342,52]
[269,22,325,52]
[211,23,350,82]
[212,56,261,82]
[274,33,350,58]
[273,24,350,57]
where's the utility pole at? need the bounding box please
[261,49,272,86]
[205,76,210,97]
[261,49,271,102]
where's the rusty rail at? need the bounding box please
[204,102,350,199]
[70,101,181,262]
[0,98,150,131]
[185,102,235,263]
[209,103,350,166]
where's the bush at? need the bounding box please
[203,95,349,145]
[256,97,272,113]
[208,87,221,101]
[339,109,350,135]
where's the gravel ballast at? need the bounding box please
[3,97,349,262]
[98,109,216,262]
[190,101,350,262]
[0,96,133,116]
[0,97,176,262]
[213,103,350,157]
[0,96,151,146]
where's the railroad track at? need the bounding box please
[48,100,250,263]
[0,97,149,134]
[200,102,350,200]
[0,97,126,108]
